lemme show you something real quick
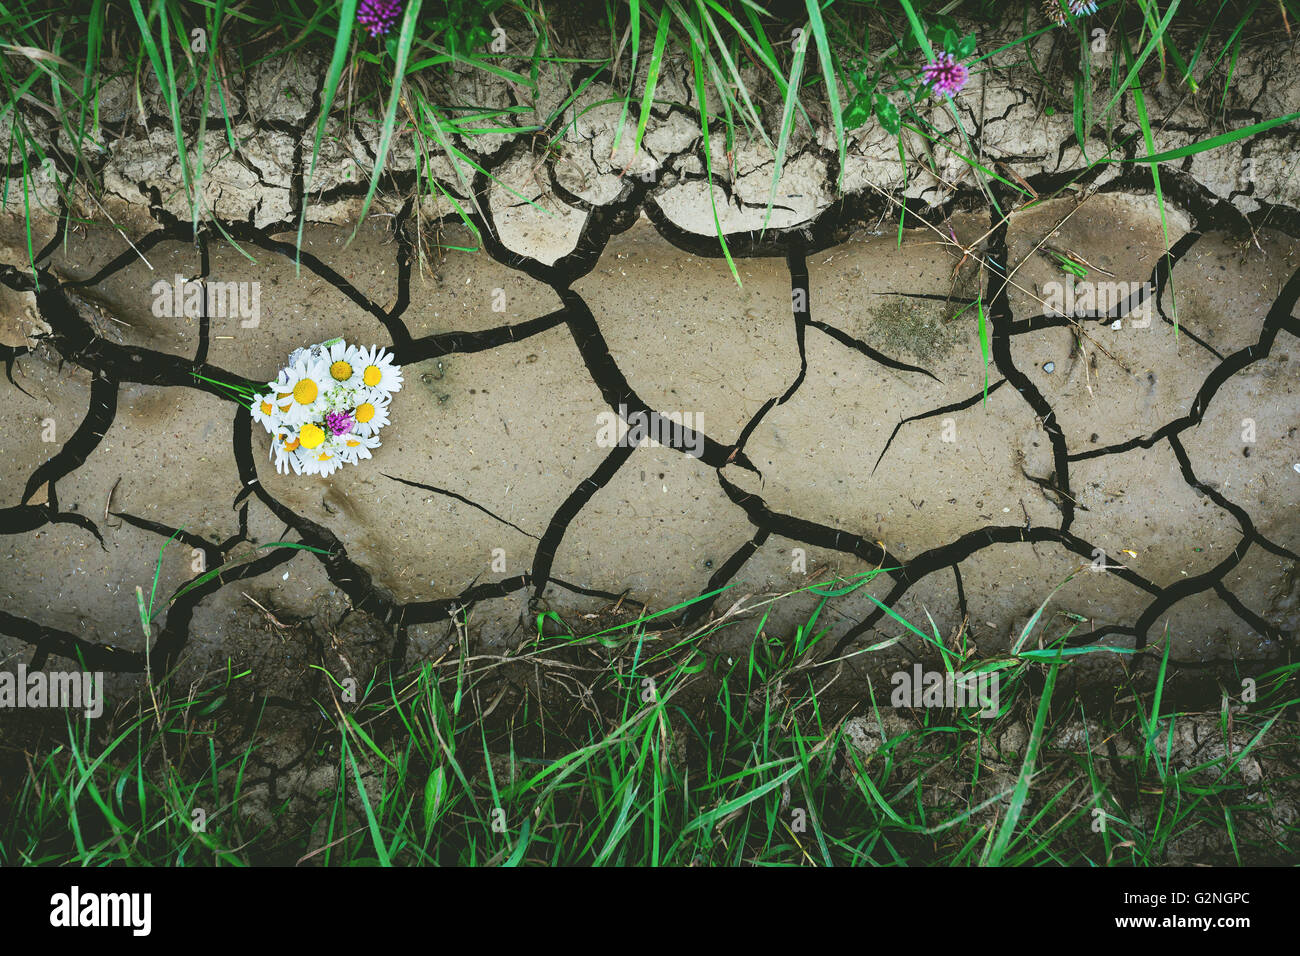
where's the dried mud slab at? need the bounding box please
[1,35,1299,706]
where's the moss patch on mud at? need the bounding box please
[862,296,971,365]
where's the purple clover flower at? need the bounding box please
[325,410,355,436]
[922,52,969,97]
[357,0,402,38]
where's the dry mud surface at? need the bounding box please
[1,36,1299,706]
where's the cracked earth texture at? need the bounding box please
[1,34,1299,704]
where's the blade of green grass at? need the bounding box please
[762,18,810,233]
[296,0,358,269]
[349,0,422,244]
[987,663,1059,865]
[690,40,740,287]
[628,4,671,165]
[1101,0,1182,120]
[804,0,845,189]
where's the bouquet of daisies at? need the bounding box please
[247,338,402,476]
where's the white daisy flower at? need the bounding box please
[276,447,307,476]
[265,375,298,421]
[270,429,306,475]
[350,390,392,438]
[307,446,344,477]
[324,340,364,390]
[250,392,280,433]
[274,358,332,427]
[338,432,381,464]
[355,345,403,395]
[298,452,323,476]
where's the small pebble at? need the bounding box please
[1293,463,1300,474]
[1043,361,1055,373]
[1111,319,1123,330]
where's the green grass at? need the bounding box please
[2,0,1295,296]
[3,1,1299,866]
[4,570,1296,866]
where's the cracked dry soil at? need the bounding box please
[1,192,1297,706]
[0,39,1298,715]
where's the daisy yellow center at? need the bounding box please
[346,440,360,447]
[355,402,375,423]
[363,365,382,387]
[293,379,318,404]
[284,438,300,451]
[260,400,273,415]
[330,361,353,381]
[317,452,332,461]
[299,423,326,449]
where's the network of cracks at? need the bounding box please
[1,154,1298,686]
